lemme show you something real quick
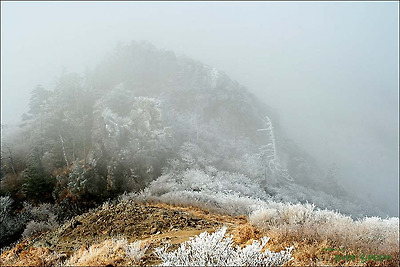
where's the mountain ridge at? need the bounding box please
[0,41,388,252]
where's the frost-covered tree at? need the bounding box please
[257,116,293,185]
[89,86,172,193]
[27,85,52,116]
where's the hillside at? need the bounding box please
[1,201,229,266]
[1,41,379,218]
[1,199,398,266]
[1,41,398,266]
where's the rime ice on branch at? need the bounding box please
[257,115,293,184]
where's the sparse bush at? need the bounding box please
[155,227,293,266]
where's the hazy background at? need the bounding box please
[1,2,398,216]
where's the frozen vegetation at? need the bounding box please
[155,227,293,266]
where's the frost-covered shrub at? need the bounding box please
[65,238,147,266]
[123,185,399,255]
[272,183,383,218]
[125,240,148,263]
[157,190,267,216]
[124,187,269,216]
[0,196,30,247]
[250,204,399,254]
[22,221,54,239]
[22,202,58,239]
[0,196,17,245]
[147,168,267,201]
[24,202,58,223]
[133,155,379,219]
[1,197,58,246]
[0,196,13,223]
[155,227,293,266]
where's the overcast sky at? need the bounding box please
[1,1,398,216]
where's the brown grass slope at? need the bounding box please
[1,200,398,266]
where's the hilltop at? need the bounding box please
[1,41,398,266]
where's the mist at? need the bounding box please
[1,2,398,216]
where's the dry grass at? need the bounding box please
[2,201,398,266]
[231,223,262,245]
[256,224,399,266]
[65,238,148,266]
[1,241,66,267]
[249,204,399,266]
[148,202,247,226]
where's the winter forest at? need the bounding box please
[1,2,399,266]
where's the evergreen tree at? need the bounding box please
[22,148,55,204]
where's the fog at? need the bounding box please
[1,2,398,216]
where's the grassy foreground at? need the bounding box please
[1,200,398,266]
